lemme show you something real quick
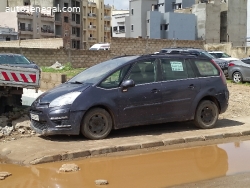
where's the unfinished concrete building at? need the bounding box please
[220,0,247,46]
[192,1,221,43]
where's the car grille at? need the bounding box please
[31,120,48,130]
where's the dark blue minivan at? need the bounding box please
[30,53,229,140]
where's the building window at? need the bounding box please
[72,13,76,21]
[72,27,76,35]
[64,3,69,8]
[113,26,118,32]
[64,16,69,23]
[161,24,168,30]
[131,9,134,15]
[131,25,134,31]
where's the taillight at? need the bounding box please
[228,62,235,67]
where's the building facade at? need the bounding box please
[0,27,18,41]
[1,0,112,49]
[111,10,129,38]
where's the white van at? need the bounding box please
[89,43,110,50]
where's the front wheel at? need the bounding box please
[194,100,219,129]
[81,108,112,140]
[233,71,243,83]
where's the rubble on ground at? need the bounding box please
[95,179,109,185]
[0,172,12,180]
[50,61,65,70]
[0,107,37,142]
[59,164,80,172]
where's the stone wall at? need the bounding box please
[0,38,63,49]
[40,72,67,91]
[0,37,205,68]
[204,43,250,59]
[110,37,205,56]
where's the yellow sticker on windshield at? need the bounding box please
[170,62,184,71]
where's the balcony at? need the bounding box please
[88,2,97,7]
[104,27,111,32]
[88,25,97,30]
[88,13,97,19]
[41,28,54,36]
[104,15,111,21]
[17,12,33,19]
[41,14,54,22]
[104,5,112,10]
[115,29,125,34]
[19,27,33,35]
[88,37,97,42]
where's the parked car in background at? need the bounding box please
[228,59,250,83]
[159,48,229,76]
[208,51,239,62]
[89,43,110,50]
[30,53,229,140]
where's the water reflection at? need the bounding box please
[0,143,231,188]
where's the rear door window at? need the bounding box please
[193,60,219,77]
[160,59,196,81]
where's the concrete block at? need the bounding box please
[90,147,117,156]
[223,132,242,138]
[61,150,91,160]
[116,144,141,152]
[163,138,185,145]
[141,141,164,148]
[204,134,224,140]
[184,136,205,143]
[241,130,250,136]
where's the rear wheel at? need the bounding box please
[194,100,219,129]
[81,108,112,140]
[233,71,243,83]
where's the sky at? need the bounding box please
[104,0,129,10]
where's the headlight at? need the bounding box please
[49,92,81,108]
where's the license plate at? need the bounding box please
[30,113,39,121]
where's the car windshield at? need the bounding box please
[217,53,231,58]
[0,54,31,64]
[201,51,217,59]
[68,56,138,84]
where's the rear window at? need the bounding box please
[194,60,219,77]
[0,55,31,65]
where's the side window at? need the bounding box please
[99,65,130,89]
[161,59,194,81]
[194,60,219,77]
[127,59,157,85]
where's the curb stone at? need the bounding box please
[141,141,164,148]
[223,132,242,138]
[184,136,205,143]
[163,138,185,145]
[27,129,250,165]
[204,134,224,140]
[116,144,141,152]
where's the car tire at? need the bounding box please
[194,100,219,129]
[233,71,243,83]
[81,108,112,140]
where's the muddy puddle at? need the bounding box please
[1,140,250,188]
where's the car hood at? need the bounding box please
[212,58,227,63]
[220,58,239,61]
[36,83,91,104]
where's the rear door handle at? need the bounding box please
[151,89,160,93]
[188,84,195,89]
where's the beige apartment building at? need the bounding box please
[0,0,112,49]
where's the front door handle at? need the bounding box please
[151,89,160,93]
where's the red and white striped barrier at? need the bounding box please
[0,71,36,83]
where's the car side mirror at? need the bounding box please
[121,79,135,91]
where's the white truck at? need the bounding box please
[0,53,40,114]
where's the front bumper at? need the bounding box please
[30,105,85,136]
